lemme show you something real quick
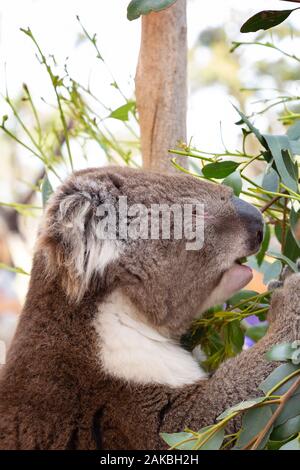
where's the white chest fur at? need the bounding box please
[93,291,207,388]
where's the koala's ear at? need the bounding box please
[38,174,122,302]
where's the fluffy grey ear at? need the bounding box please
[39,175,123,301]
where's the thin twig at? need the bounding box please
[261,191,287,213]
[251,376,300,450]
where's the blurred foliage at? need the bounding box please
[0,18,140,217]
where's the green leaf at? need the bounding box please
[290,206,300,249]
[282,149,299,190]
[290,140,300,155]
[202,161,239,179]
[246,322,269,342]
[233,106,267,147]
[234,405,273,450]
[259,363,300,394]
[223,171,242,196]
[0,263,29,276]
[263,135,298,193]
[283,228,300,262]
[226,320,244,353]
[266,343,295,362]
[109,102,135,121]
[272,416,300,441]
[262,166,280,193]
[240,9,298,33]
[228,290,259,306]
[267,438,292,450]
[275,394,300,426]
[256,224,271,266]
[266,251,297,272]
[263,260,282,285]
[279,436,300,450]
[41,174,53,207]
[127,0,177,21]
[287,120,300,141]
[275,224,283,244]
[276,373,300,396]
[196,428,225,450]
[160,431,195,450]
[217,397,266,421]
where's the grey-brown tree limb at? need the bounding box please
[135,0,187,172]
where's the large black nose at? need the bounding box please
[232,196,264,252]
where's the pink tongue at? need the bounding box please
[222,264,253,298]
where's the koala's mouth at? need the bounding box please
[199,257,253,313]
[224,257,253,296]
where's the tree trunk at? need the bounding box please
[135,0,187,173]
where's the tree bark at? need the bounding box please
[135,0,187,173]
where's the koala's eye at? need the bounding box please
[221,196,226,201]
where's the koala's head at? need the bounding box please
[38,166,263,337]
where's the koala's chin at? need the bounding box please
[199,262,253,314]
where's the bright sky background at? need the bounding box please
[1,0,297,158]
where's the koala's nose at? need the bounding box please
[232,196,264,252]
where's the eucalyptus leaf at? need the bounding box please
[109,102,135,121]
[290,206,300,249]
[217,397,266,421]
[275,394,300,427]
[266,251,297,272]
[283,228,300,262]
[271,415,300,441]
[234,405,273,450]
[290,140,300,155]
[160,431,196,450]
[287,120,300,141]
[262,166,280,193]
[41,174,53,207]
[233,106,267,147]
[276,374,300,397]
[202,161,239,179]
[228,289,259,306]
[259,363,300,394]
[226,320,244,352]
[196,428,225,450]
[246,322,269,342]
[127,0,177,21]
[256,224,271,267]
[275,224,283,244]
[223,171,242,196]
[0,263,29,276]
[263,135,298,193]
[267,438,292,450]
[240,9,298,33]
[266,343,295,362]
[282,149,299,189]
[279,436,300,450]
[263,260,282,284]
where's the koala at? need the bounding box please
[0,166,299,450]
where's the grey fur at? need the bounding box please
[0,166,299,450]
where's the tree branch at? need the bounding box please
[135,0,187,172]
